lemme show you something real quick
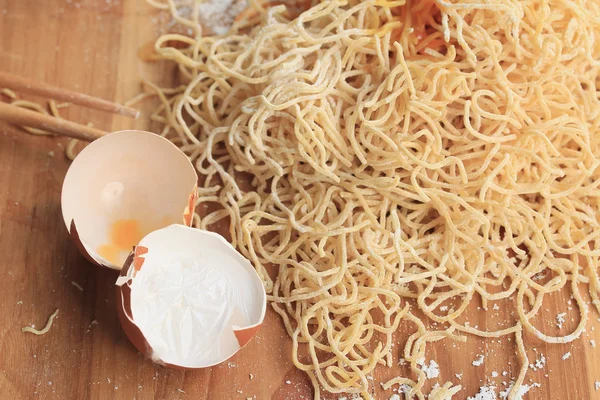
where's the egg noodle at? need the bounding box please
[142,0,600,398]
[21,309,59,336]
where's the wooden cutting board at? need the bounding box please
[1,1,599,399]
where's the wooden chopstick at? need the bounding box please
[0,71,140,118]
[0,102,108,141]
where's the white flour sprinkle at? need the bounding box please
[421,359,440,379]
[468,385,497,400]
[556,312,567,329]
[472,354,485,366]
[561,352,571,360]
[399,384,412,396]
[532,354,546,370]
[198,0,248,35]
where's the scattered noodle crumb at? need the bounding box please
[22,309,59,335]
[66,138,81,161]
[0,88,17,99]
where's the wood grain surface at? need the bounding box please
[1,1,599,399]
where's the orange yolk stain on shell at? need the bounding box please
[97,219,144,265]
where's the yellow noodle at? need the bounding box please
[124,91,155,108]
[21,309,59,335]
[0,88,17,99]
[66,138,80,161]
[147,0,600,398]
[10,99,53,135]
[49,99,61,119]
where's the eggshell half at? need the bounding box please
[61,130,198,269]
[116,224,267,369]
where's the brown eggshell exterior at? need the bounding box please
[234,325,262,348]
[133,246,149,271]
[182,186,198,227]
[115,249,193,370]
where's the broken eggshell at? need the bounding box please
[61,130,198,270]
[116,224,267,368]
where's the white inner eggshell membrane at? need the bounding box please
[61,130,197,268]
[129,225,265,368]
